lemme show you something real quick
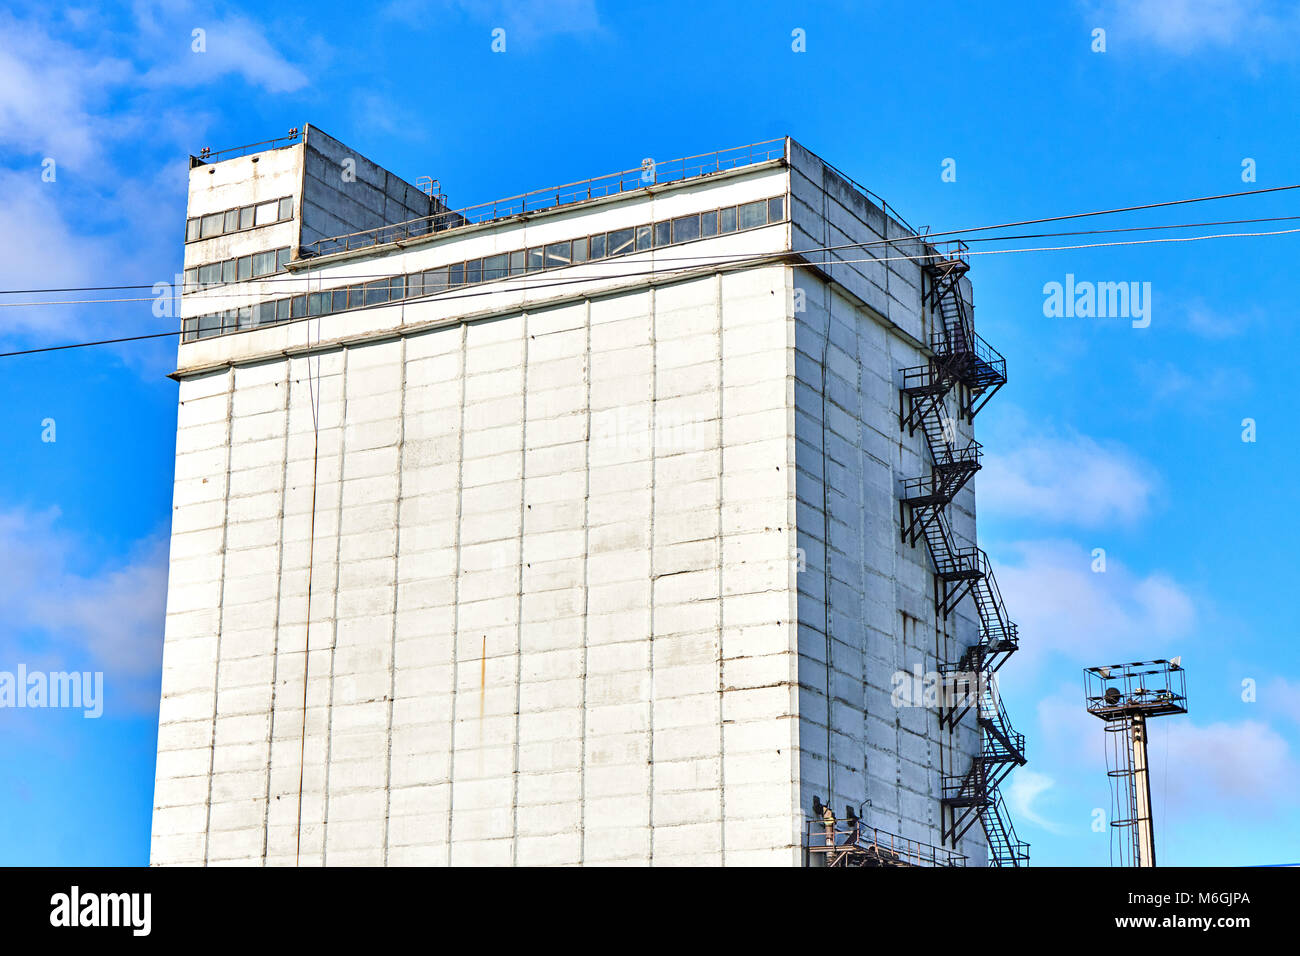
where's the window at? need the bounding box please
[465,258,482,284]
[672,214,700,243]
[200,213,222,238]
[365,279,390,305]
[484,253,508,282]
[221,259,237,284]
[768,196,784,222]
[198,314,220,338]
[252,251,276,276]
[291,296,306,318]
[572,237,588,263]
[424,268,448,293]
[223,210,240,233]
[184,268,198,289]
[276,299,291,322]
[719,206,737,233]
[278,197,294,220]
[526,247,544,272]
[237,256,252,281]
[635,225,652,251]
[607,228,633,256]
[239,206,256,230]
[309,292,329,316]
[589,233,606,259]
[349,285,367,309]
[448,262,464,287]
[185,219,200,241]
[509,250,525,276]
[545,242,571,269]
[406,274,423,299]
[254,201,278,226]
[654,221,670,247]
[237,307,253,329]
[198,263,219,286]
[254,302,277,326]
[276,248,290,271]
[332,289,349,312]
[739,200,766,229]
[700,210,718,237]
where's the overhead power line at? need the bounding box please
[2,178,1299,299]
[2,182,1298,357]
[3,220,1298,311]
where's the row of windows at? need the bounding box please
[185,196,294,242]
[184,247,292,290]
[182,195,786,341]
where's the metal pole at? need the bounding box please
[1130,714,1157,867]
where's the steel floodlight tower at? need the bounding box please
[1084,659,1188,867]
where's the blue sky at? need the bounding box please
[1,0,1297,866]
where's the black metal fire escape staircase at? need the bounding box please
[898,244,1027,866]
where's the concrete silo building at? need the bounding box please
[151,126,1026,866]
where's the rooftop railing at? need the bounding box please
[301,138,789,258]
[191,129,302,167]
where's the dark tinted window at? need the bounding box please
[739,200,766,229]
[424,268,448,292]
[483,254,508,282]
[672,215,699,243]
[545,242,571,269]
[607,229,633,256]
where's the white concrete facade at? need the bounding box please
[152,133,989,865]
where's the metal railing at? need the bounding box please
[302,138,788,257]
[805,821,966,867]
[192,129,301,166]
[980,679,1026,763]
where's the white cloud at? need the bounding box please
[140,15,309,93]
[0,508,167,714]
[1163,718,1299,811]
[386,0,603,42]
[0,13,132,166]
[1006,769,1069,835]
[1091,0,1300,57]
[1262,676,1300,724]
[993,539,1196,668]
[980,429,1155,527]
[0,172,115,338]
